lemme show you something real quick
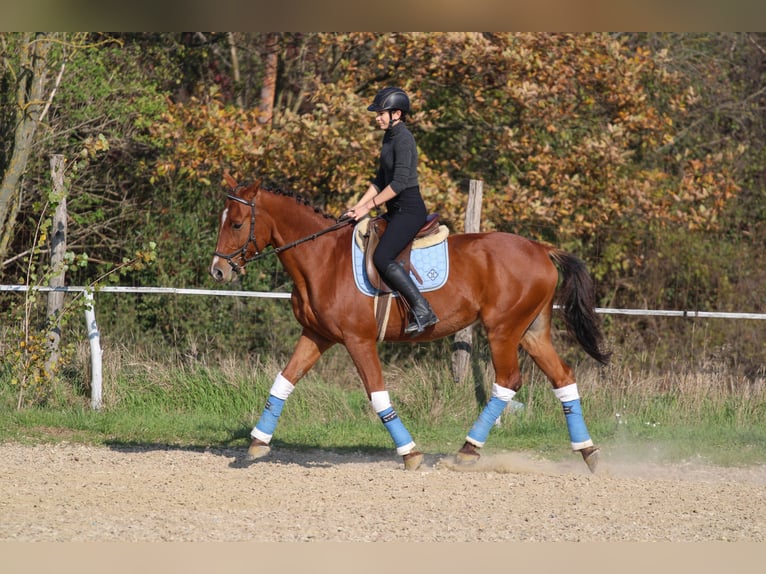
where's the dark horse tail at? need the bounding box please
[549,249,612,365]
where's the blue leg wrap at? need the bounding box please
[378,407,414,450]
[255,395,286,437]
[467,396,508,447]
[562,399,592,448]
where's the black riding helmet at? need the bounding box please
[367,87,410,115]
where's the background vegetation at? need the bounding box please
[0,33,764,463]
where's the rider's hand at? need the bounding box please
[344,204,370,221]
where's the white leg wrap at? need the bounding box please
[370,390,391,413]
[553,383,580,402]
[250,427,272,443]
[492,383,516,401]
[270,371,295,400]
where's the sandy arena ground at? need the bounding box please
[1,441,764,542]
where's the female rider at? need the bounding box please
[344,87,438,335]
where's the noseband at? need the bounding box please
[213,194,261,275]
[214,193,354,275]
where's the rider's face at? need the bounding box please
[374,109,401,129]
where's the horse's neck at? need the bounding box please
[263,192,328,246]
[262,193,337,285]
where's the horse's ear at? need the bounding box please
[223,171,238,190]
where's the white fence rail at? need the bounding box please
[2,285,765,410]
[3,285,763,317]
[0,285,292,298]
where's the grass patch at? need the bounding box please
[1,348,765,467]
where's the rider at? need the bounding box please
[344,87,438,335]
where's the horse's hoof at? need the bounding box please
[455,442,480,465]
[580,446,600,473]
[247,438,271,460]
[403,450,424,471]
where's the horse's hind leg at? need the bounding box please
[521,312,600,473]
[457,326,523,464]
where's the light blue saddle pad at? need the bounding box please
[351,225,450,297]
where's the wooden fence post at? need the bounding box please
[45,154,66,379]
[451,179,483,383]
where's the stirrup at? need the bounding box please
[404,311,438,335]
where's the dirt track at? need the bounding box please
[1,442,764,542]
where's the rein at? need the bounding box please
[214,193,354,273]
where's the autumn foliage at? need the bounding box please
[151,33,739,285]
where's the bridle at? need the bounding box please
[213,193,354,275]
[213,194,261,275]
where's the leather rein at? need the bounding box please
[214,193,354,274]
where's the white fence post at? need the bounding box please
[83,290,103,411]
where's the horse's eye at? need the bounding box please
[232,222,243,230]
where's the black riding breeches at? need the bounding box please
[372,210,427,274]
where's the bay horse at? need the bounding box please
[210,175,611,473]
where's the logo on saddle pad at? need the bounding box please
[352,216,450,297]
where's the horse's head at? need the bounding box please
[210,177,265,283]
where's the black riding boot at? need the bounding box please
[383,263,439,335]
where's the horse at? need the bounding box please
[210,175,611,472]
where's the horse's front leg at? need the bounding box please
[247,328,334,460]
[345,338,424,471]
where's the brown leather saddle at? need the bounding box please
[362,214,441,293]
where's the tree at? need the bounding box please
[0,33,59,262]
[151,34,740,272]
[257,33,279,123]
[0,34,179,284]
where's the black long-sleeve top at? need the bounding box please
[371,121,419,195]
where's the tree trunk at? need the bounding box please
[257,33,280,125]
[227,32,243,109]
[0,33,51,264]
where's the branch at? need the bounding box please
[38,58,66,125]
[747,33,766,56]
[1,248,33,269]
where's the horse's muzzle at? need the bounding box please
[210,256,243,283]
[210,264,226,282]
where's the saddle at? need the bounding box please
[361,214,442,294]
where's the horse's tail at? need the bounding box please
[548,249,612,365]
